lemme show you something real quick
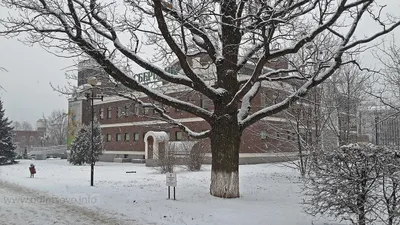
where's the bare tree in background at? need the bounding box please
[12,121,21,130]
[371,36,400,112]
[285,59,369,176]
[43,109,68,146]
[12,121,32,131]
[324,64,370,146]
[20,121,33,131]
[1,0,399,198]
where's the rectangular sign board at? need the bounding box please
[166,173,177,187]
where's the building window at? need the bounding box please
[144,107,151,115]
[116,107,122,118]
[260,91,267,107]
[106,134,112,142]
[124,105,129,117]
[107,107,112,119]
[260,131,267,140]
[134,132,139,141]
[116,133,122,142]
[99,108,104,120]
[175,131,183,140]
[201,97,212,110]
[124,133,130,141]
[132,104,139,115]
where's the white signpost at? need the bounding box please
[166,173,177,200]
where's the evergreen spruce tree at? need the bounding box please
[69,126,89,165]
[69,119,103,165]
[0,99,16,161]
[86,119,103,164]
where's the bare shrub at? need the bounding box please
[304,143,400,225]
[186,139,210,171]
[157,150,177,174]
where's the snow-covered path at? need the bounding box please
[0,180,134,225]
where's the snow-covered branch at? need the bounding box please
[116,93,210,138]
[153,0,219,99]
[239,0,399,129]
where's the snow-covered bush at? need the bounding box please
[377,148,400,225]
[158,150,176,173]
[186,139,209,171]
[304,143,384,225]
[69,121,103,166]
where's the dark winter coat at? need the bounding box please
[29,166,36,174]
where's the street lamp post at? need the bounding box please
[85,77,103,187]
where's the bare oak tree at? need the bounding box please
[20,121,33,131]
[324,63,370,146]
[1,0,399,198]
[43,109,68,146]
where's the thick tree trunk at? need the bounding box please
[209,117,241,198]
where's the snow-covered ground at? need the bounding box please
[0,180,132,225]
[0,159,343,225]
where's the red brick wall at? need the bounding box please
[12,130,44,148]
[91,83,306,154]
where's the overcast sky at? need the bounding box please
[0,1,399,128]
[0,38,73,127]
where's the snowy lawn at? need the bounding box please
[0,180,134,225]
[0,159,343,225]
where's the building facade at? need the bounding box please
[68,56,318,163]
[12,120,47,155]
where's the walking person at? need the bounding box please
[29,164,36,178]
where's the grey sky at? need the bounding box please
[0,1,399,127]
[0,38,72,127]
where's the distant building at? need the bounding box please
[12,119,47,154]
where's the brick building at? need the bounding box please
[68,56,314,163]
[12,120,46,155]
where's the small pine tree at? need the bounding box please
[69,120,103,165]
[69,126,89,165]
[0,99,16,162]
